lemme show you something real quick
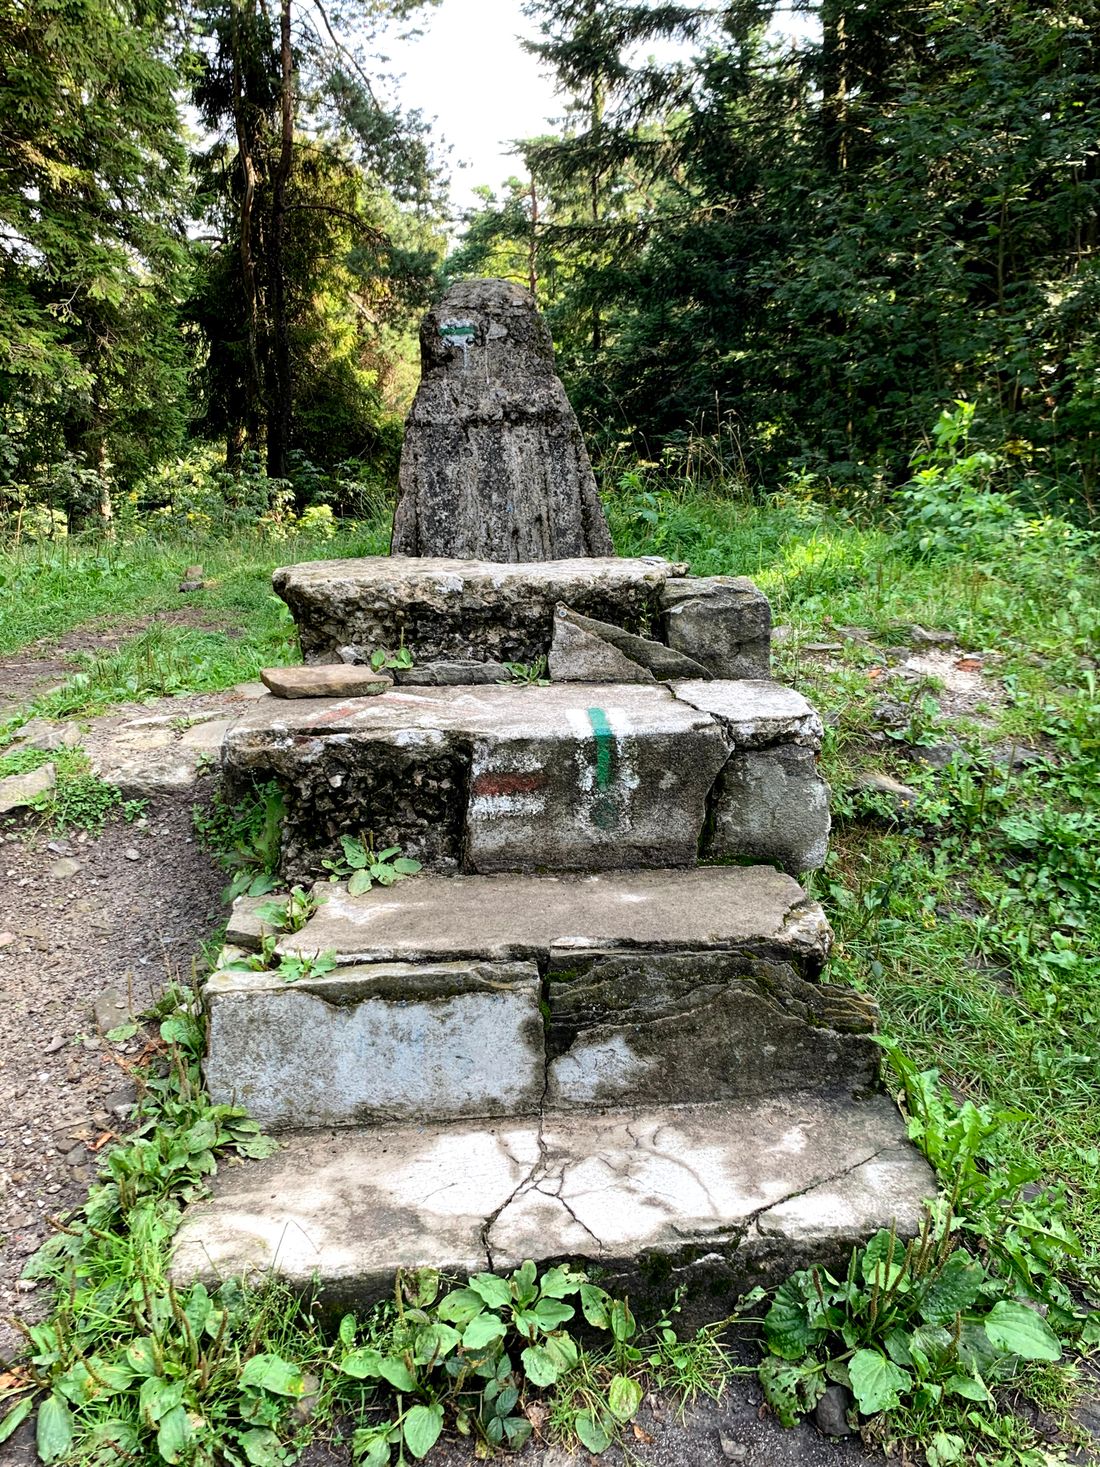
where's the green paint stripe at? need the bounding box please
[587,707,613,790]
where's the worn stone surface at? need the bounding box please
[260,665,392,699]
[221,683,731,879]
[391,279,613,561]
[204,959,545,1129]
[661,577,771,679]
[548,614,655,684]
[273,555,684,668]
[463,684,729,872]
[550,605,710,682]
[545,951,877,1108]
[0,762,55,814]
[673,679,823,749]
[272,866,831,974]
[706,744,830,873]
[170,1094,933,1312]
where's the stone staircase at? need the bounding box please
[170,554,933,1317]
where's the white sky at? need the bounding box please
[380,2,816,219]
[379,1,560,216]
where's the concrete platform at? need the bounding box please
[170,1094,934,1315]
[229,866,832,973]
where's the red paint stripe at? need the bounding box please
[472,771,546,797]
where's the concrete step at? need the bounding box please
[207,868,881,1130]
[274,555,772,680]
[170,1093,933,1317]
[221,679,829,883]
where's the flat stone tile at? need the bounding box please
[273,866,831,973]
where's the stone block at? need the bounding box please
[391,279,613,561]
[545,951,876,1108]
[549,605,710,682]
[705,744,831,872]
[273,555,684,668]
[463,685,730,872]
[170,1094,933,1316]
[275,865,831,976]
[661,577,771,678]
[673,678,823,748]
[0,761,55,814]
[261,666,392,698]
[204,959,545,1129]
[221,683,731,880]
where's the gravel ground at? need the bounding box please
[0,789,225,1364]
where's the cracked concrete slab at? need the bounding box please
[204,959,545,1129]
[170,1094,933,1314]
[271,867,831,974]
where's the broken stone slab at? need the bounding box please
[391,278,614,561]
[672,679,824,749]
[273,555,686,668]
[549,605,710,682]
[169,1093,934,1317]
[0,761,55,815]
[545,951,876,1108]
[852,771,920,810]
[272,866,831,975]
[548,614,655,684]
[221,682,731,879]
[204,959,545,1129]
[661,577,771,679]
[705,744,831,873]
[260,665,392,699]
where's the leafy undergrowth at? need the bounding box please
[0,742,146,833]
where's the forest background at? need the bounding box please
[1,0,1098,537]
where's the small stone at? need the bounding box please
[801,641,843,653]
[0,762,55,815]
[47,839,73,855]
[43,1035,65,1055]
[834,625,874,643]
[261,665,393,699]
[13,717,81,752]
[105,1085,137,1122]
[907,624,954,646]
[48,857,82,879]
[853,771,920,808]
[178,580,204,592]
[293,1373,321,1423]
[231,681,269,700]
[93,987,131,1033]
[912,742,961,769]
[0,932,14,948]
[124,847,141,861]
[718,1435,748,1460]
[814,1383,855,1436]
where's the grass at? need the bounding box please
[2,483,1098,1462]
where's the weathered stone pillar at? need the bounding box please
[391,278,614,561]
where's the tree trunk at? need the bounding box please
[267,0,295,485]
[230,0,263,454]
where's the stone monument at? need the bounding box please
[171,281,932,1322]
[391,278,614,560]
